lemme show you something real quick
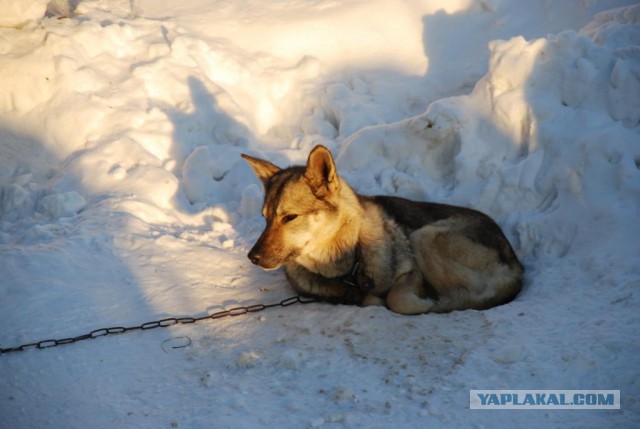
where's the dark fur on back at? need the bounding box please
[371,195,523,268]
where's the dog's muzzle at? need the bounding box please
[247,245,282,270]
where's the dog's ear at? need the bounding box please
[304,145,339,197]
[241,153,280,186]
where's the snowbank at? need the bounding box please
[338,7,640,264]
[0,0,47,28]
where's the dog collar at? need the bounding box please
[338,249,374,292]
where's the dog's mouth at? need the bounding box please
[246,253,279,270]
[254,260,282,271]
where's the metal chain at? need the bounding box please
[0,295,319,355]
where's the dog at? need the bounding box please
[241,145,524,314]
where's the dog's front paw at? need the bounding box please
[361,294,386,307]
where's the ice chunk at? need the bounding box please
[39,191,86,218]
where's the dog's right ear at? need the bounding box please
[241,153,280,186]
[304,145,339,198]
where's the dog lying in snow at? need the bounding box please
[242,145,523,314]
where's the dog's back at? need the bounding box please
[372,195,523,272]
[365,195,523,312]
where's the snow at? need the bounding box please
[1,0,639,428]
[0,0,48,28]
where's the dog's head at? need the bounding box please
[241,145,345,270]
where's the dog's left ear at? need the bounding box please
[241,153,280,187]
[304,145,339,197]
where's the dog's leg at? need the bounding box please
[386,267,435,315]
[409,224,522,312]
[285,264,366,304]
[362,294,385,307]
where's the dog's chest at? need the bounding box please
[295,249,355,278]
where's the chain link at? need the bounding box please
[0,295,319,355]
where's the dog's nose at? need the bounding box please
[248,250,261,265]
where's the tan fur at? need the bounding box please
[242,145,524,315]
[410,221,523,312]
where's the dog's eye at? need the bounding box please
[281,214,298,224]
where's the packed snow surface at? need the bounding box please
[1,1,639,428]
